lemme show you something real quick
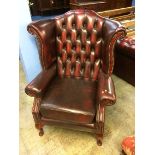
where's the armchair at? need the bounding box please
[25,10,126,146]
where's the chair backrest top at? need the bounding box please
[55,10,106,81]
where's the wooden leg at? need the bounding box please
[35,124,44,136]
[32,98,44,136]
[96,105,105,146]
[39,128,44,136]
[96,133,103,146]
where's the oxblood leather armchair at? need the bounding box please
[25,10,126,146]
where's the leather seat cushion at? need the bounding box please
[40,77,97,124]
[116,36,135,58]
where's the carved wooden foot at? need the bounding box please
[96,134,103,146]
[39,128,44,136]
[35,124,44,136]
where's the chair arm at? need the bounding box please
[102,18,126,76]
[97,70,116,106]
[25,64,57,98]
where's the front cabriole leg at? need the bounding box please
[32,98,44,136]
[96,104,105,146]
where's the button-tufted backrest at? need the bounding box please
[56,10,105,81]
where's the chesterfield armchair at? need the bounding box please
[25,10,126,146]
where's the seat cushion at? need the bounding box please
[40,77,97,124]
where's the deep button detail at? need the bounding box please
[62,23,66,28]
[82,45,85,50]
[90,51,95,64]
[87,34,90,40]
[67,54,70,59]
[76,55,80,60]
[62,50,67,63]
[94,19,98,28]
[87,57,90,62]
[72,23,76,28]
[83,21,87,28]
[56,12,103,80]
[67,34,70,40]
[83,24,86,28]
[77,34,80,40]
[72,45,76,50]
[63,44,66,49]
[94,23,97,28]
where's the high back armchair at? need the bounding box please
[25,10,126,146]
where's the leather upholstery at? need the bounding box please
[40,77,97,124]
[56,10,104,80]
[25,10,126,145]
[97,70,116,106]
[25,64,57,97]
[27,19,57,69]
[116,36,135,58]
[114,35,135,85]
[55,10,125,79]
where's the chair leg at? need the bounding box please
[32,98,44,136]
[96,133,103,146]
[39,128,44,136]
[96,105,105,146]
[35,124,44,136]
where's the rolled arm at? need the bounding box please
[25,64,57,98]
[97,70,116,106]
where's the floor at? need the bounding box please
[19,63,135,155]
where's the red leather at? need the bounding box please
[116,36,135,58]
[56,10,104,80]
[97,70,116,106]
[27,19,57,69]
[25,10,126,145]
[114,35,135,85]
[25,64,57,97]
[40,77,97,124]
[54,10,126,80]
